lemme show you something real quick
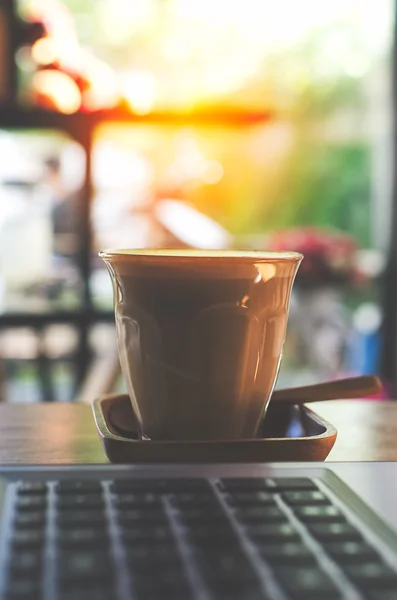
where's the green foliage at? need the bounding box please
[255,142,371,247]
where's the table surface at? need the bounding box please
[0,400,395,464]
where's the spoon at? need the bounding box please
[272,375,382,405]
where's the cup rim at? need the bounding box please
[99,248,303,262]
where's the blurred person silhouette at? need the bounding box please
[42,156,81,262]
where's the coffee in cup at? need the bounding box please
[99,249,302,441]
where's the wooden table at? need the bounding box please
[0,400,395,464]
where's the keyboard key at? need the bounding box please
[125,543,179,565]
[272,478,319,491]
[171,492,218,505]
[122,525,173,543]
[56,495,105,510]
[198,550,260,588]
[325,541,379,563]
[244,523,300,542]
[116,505,163,518]
[59,590,115,600]
[189,535,242,554]
[282,491,329,505]
[206,576,264,596]
[219,478,277,492]
[57,510,107,526]
[112,477,207,494]
[112,493,162,508]
[16,496,46,511]
[127,553,182,572]
[55,481,103,494]
[133,580,193,599]
[226,492,276,506]
[4,579,42,600]
[133,565,187,585]
[212,591,268,600]
[307,522,363,542]
[11,530,45,549]
[344,562,397,589]
[194,541,244,555]
[197,548,254,574]
[132,565,192,598]
[294,505,346,523]
[8,550,43,575]
[16,482,47,495]
[57,528,109,548]
[177,506,225,524]
[197,551,265,596]
[187,523,237,542]
[58,551,113,582]
[234,506,287,522]
[259,542,316,565]
[14,512,46,529]
[133,589,193,600]
[118,509,168,525]
[274,566,341,598]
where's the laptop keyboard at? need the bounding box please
[1,476,397,599]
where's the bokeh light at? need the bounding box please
[31,36,58,65]
[31,70,81,113]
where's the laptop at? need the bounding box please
[1,461,397,599]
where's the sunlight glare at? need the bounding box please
[122,70,157,115]
[255,264,277,282]
[201,160,224,185]
[344,53,369,78]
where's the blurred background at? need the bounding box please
[0,0,395,402]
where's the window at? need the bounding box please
[4,0,394,393]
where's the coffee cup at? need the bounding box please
[99,249,302,440]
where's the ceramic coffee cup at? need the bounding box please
[100,249,302,441]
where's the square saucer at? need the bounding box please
[92,394,337,463]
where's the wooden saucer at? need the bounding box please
[92,394,337,463]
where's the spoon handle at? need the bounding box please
[272,375,382,404]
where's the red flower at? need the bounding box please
[267,228,360,287]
